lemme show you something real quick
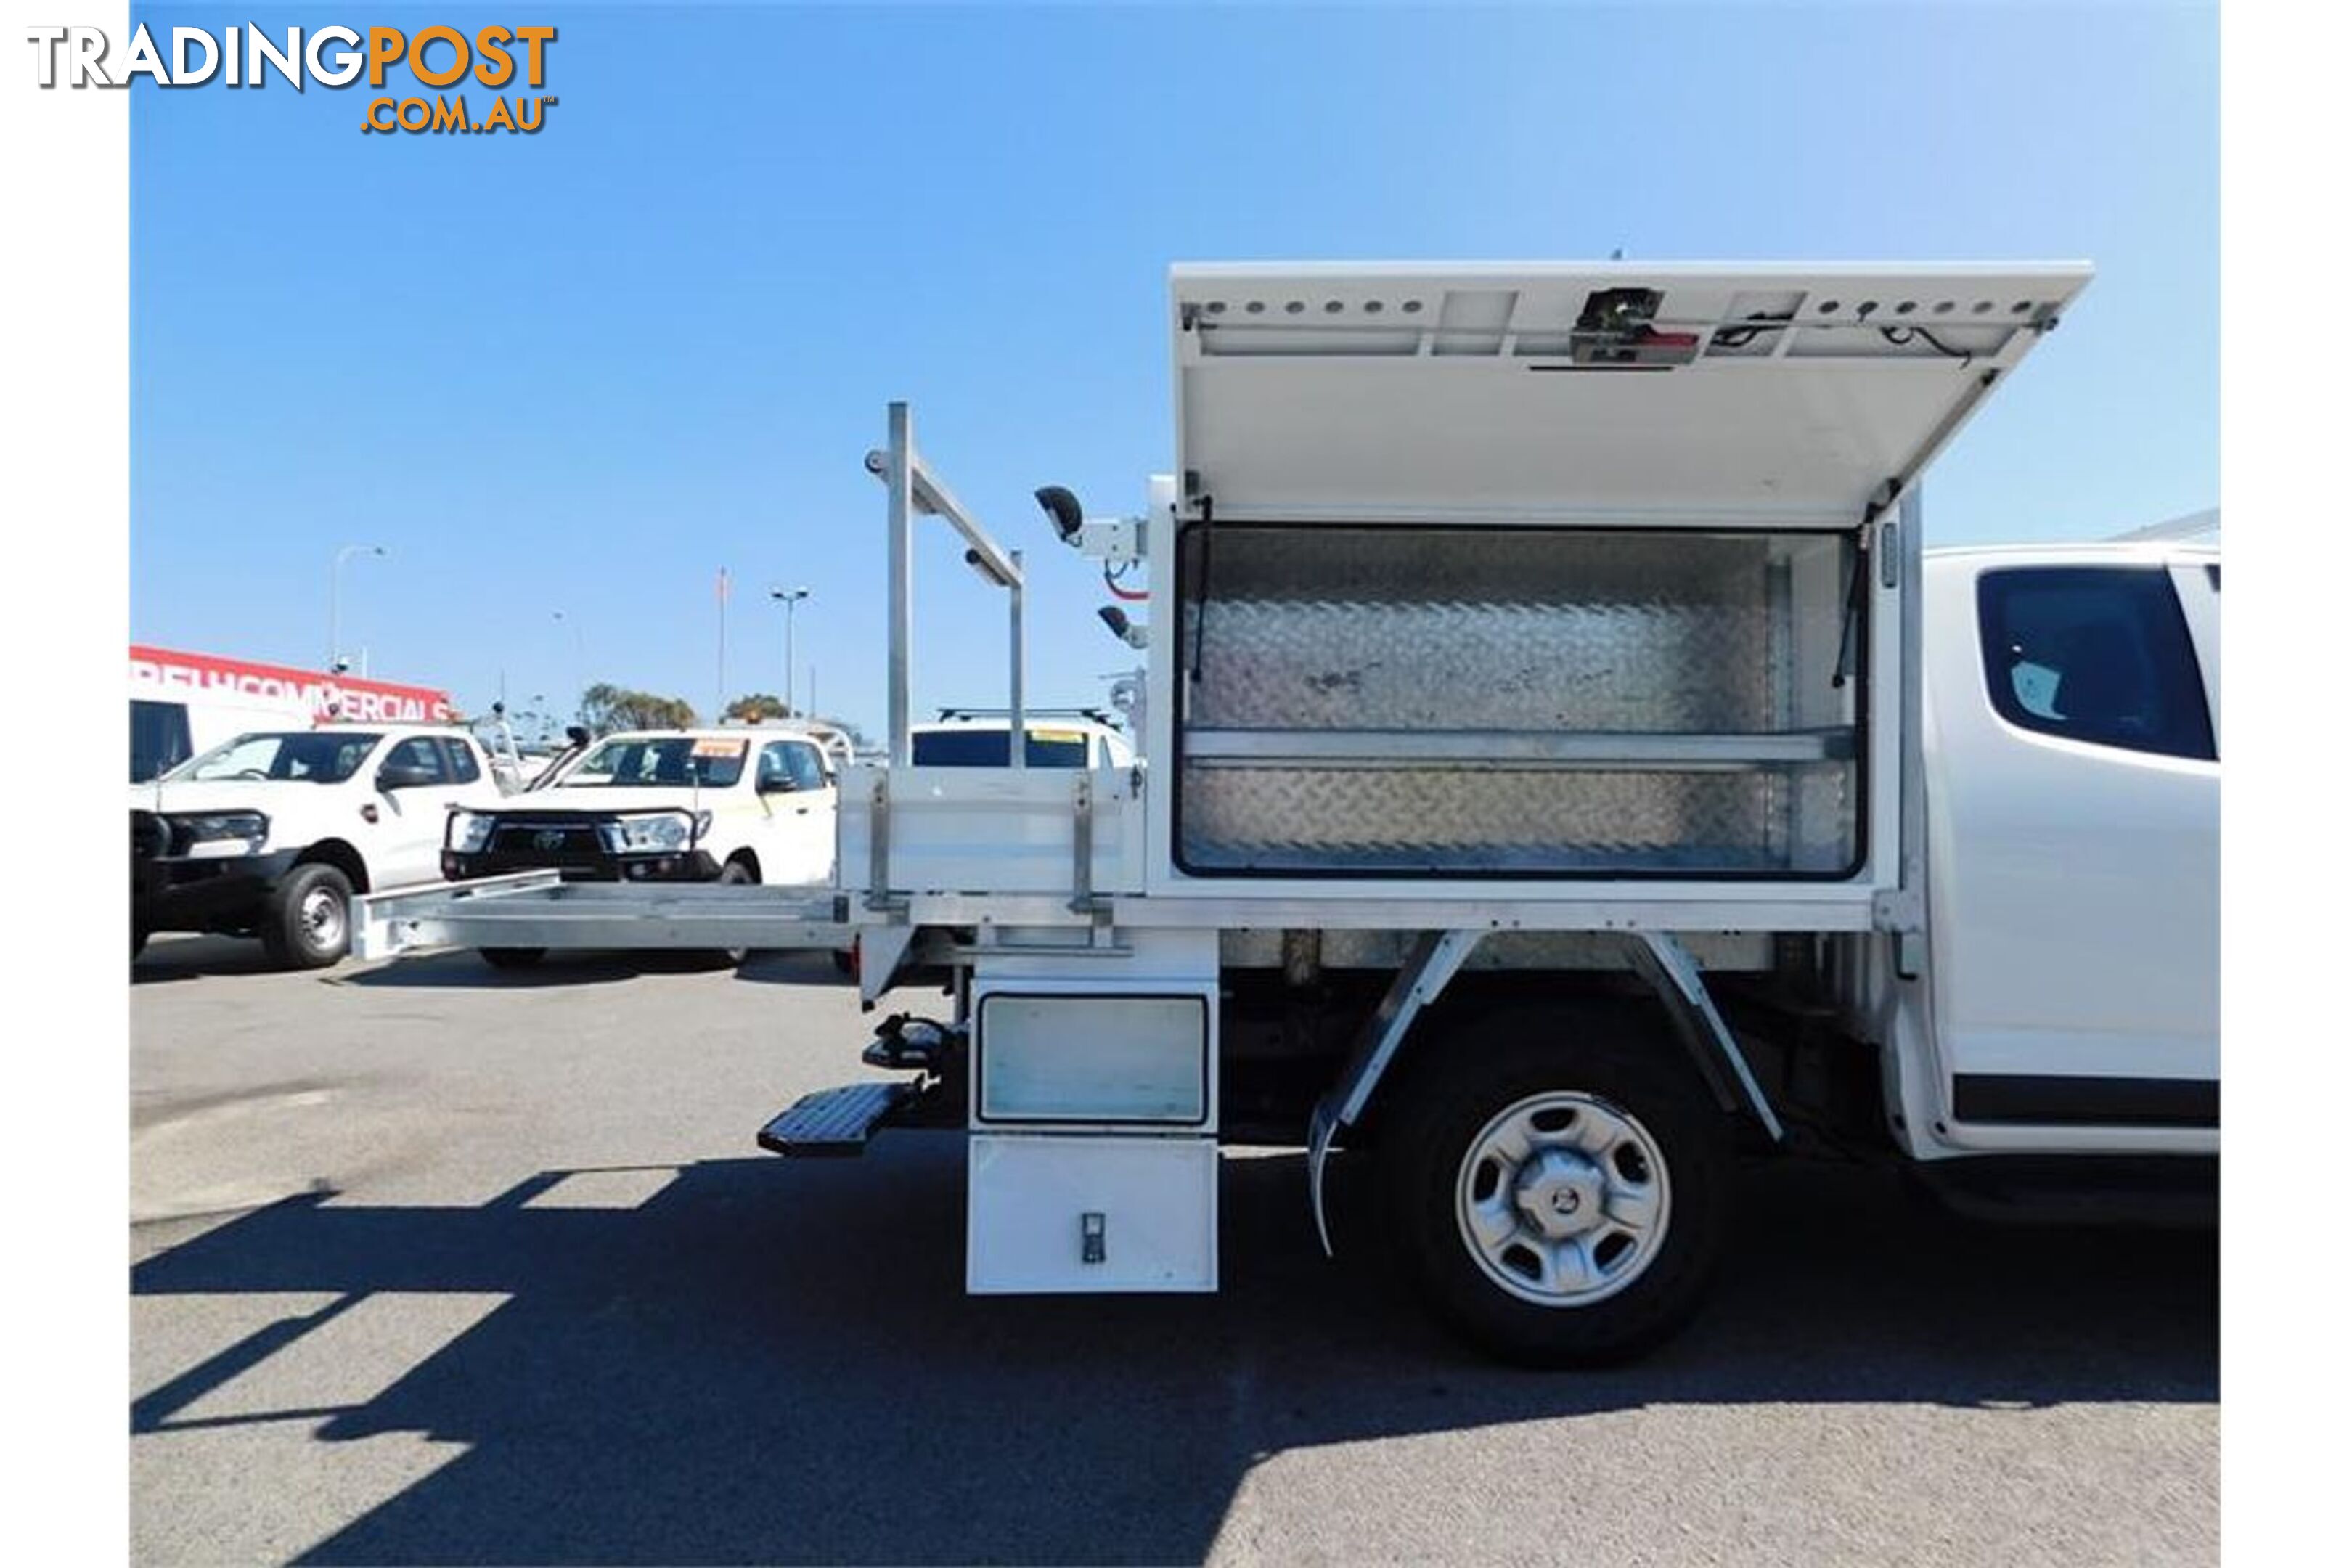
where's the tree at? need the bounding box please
[724,693,788,723]
[579,682,699,733]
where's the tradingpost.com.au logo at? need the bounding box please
[23,23,557,134]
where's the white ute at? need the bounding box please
[356,262,2218,1365]
[437,725,845,966]
[134,723,502,968]
[911,709,1136,769]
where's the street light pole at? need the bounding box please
[769,586,810,716]
[329,543,388,672]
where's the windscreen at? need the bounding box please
[178,731,383,785]
[567,736,748,788]
[912,730,1091,768]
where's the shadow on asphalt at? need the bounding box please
[732,950,855,987]
[131,934,290,984]
[136,935,853,991]
[130,1145,2218,1566]
[328,949,790,990]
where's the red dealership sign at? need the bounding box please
[129,645,455,724]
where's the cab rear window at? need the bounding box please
[912,730,1091,768]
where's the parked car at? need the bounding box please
[132,724,502,967]
[436,724,844,970]
[441,725,841,889]
[910,710,1135,768]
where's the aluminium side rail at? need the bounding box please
[353,871,852,961]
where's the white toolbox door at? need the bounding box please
[1172,261,2091,523]
[968,1135,1217,1294]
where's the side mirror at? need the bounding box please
[377,762,438,791]
[758,772,798,794]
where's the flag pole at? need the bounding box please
[716,566,729,722]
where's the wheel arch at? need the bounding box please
[295,838,369,894]
[1361,981,1699,1135]
[1353,963,1777,1144]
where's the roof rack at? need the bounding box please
[934,706,1116,727]
[2108,507,2218,543]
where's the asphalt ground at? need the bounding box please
[131,934,2218,1566]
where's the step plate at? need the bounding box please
[757,1080,918,1158]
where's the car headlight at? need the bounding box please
[446,810,497,854]
[169,811,268,857]
[609,812,694,852]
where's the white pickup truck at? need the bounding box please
[133,724,503,968]
[436,725,845,968]
[911,711,1136,769]
[357,261,2218,1365]
[442,727,845,889]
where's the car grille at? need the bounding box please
[483,817,616,874]
[490,822,605,854]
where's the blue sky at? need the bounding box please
[130,1,2217,735]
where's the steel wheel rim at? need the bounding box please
[301,885,346,951]
[1453,1090,1671,1308]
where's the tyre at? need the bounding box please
[1381,1016,1733,1366]
[258,862,353,971]
[131,923,149,961]
[481,947,547,971]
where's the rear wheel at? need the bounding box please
[481,947,547,971]
[1383,1021,1732,1365]
[258,862,353,971]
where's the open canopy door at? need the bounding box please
[1171,261,2092,525]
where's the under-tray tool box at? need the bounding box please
[966,981,1220,1293]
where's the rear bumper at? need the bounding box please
[133,849,301,932]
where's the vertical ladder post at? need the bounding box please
[1009,547,1026,772]
[886,401,914,769]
